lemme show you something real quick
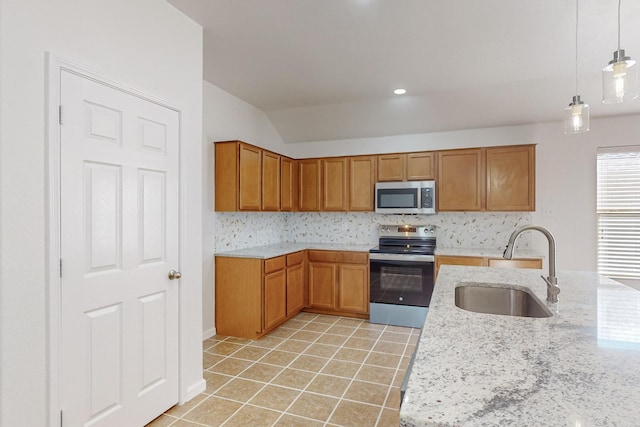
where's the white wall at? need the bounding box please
[0,1,203,426]
[530,115,640,271]
[202,81,287,337]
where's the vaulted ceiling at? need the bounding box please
[168,0,640,142]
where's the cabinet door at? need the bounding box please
[336,264,369,314]
[214,141,239,212]
[377,154,405,181]
[215,257,263,338]
[281,157,295,211]
[437,149,484,211]
[308,262,336,309]
[488,258,542,269]
[262,150,280,211]
[349,156,376,211]
[406,152,435,180]
[286,263,305,317]
[299,159,322,211]
[322,157,348,211]
[486,145,535,211]
[239,143,262,211]
[435,255,487,278]
[264,269,287,331]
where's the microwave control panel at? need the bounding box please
[421,187,434,208]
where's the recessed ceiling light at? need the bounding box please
[393,88,407,95]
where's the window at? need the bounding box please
[597,147,640,280]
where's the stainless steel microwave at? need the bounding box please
[375,181,436,214]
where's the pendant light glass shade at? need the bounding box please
[602,0,638,103]
[564,0,589,134]
[564,96,590,134]
[603,50,638,103]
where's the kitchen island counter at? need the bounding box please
[400,265,640,426]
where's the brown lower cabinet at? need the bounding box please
[307,250,369,318]
[435,255,542,278]
[286,252,305,317]
[215,251,306,339]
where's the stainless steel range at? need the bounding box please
[369,224,436,328]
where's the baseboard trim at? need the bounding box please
[202,327,216,340]
[181,379,206,404]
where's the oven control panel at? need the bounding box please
[378,224,436,237]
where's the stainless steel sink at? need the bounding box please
[454,283,553,318]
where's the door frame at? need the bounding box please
[45,53,189,427]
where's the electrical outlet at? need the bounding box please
[542,207,555,217]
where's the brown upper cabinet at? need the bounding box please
[322,157,348,211]
[280,157,296,211]
[300,155,376,212]
[215,140,534,213]
[349,156,376,211]
[298,159,322,211]
[261,150,281,211]
[485,145,535,211]
[377,151,435,182]
[437,148,484,211]
[215,140,294,212]
[215,141,262,211]
[437,145,535,212]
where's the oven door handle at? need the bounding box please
[369,253,434,262]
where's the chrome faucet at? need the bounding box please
[503,225,560,303]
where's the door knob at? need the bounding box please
[168,270,182,280]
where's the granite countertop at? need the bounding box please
[400,265,640,426]
[215,243,542,260]
[214,242,374,259]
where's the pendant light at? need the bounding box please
[565,0,589,134]
[602,0,638,103]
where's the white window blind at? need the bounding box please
[597,147,640,279]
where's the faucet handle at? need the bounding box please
[541,275,560,303]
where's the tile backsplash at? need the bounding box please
[214,211,533,252]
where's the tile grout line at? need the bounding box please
[268,314,346,426]
[175,331,287,425]
[160,315,416,427]
[212,312,342,426]
[374,326,417,425]
[216,314,329,426]
[321,321,391,427]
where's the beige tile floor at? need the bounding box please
[147,312,419,427]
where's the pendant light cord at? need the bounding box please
[575,0,579,96]
[618,0,622,51]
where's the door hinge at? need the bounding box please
[59,105,63,125]
[60,259,63,278]
[60,409,63,427]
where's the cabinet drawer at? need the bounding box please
[287,251,304,266]
[308,250,368,264]
[264,256,286,274]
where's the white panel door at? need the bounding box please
[60,70,180,427]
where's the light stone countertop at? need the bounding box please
[400,265,640,427]
[215,243,542,260]
[214,242,374,259]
